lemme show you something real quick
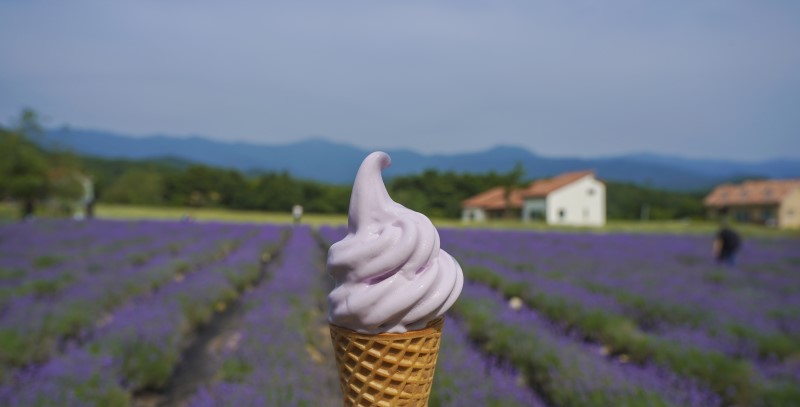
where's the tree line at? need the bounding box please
[1,109,706,220]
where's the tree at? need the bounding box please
[103,169,165,205]
[163,165,250,207]
[0,109,87,218]
[251,172,302,211]
[502,162,525,219]
[0,121,50,218]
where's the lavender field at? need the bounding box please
[1,220,798,406]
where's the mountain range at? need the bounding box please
[42,128,800,190]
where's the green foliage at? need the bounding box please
[0,109,87,217]
[47,150,85,202]
[37,127,706,220]
[220,358,253,382]
[103,169,165,204]
[80,155,189,202]
[33,254,64,268]
[761,382,800,407]
[0,127,49,200]
[46,302,95,338]
[128,253,151,267]
[0,267,26,280]
[91,158,352,213]
[25,273,75,297]
[222,264,261,292]
[178,296,216,328]
[0,329,35,366]
[727,324,800,359]
[389,168,521,218]
[164,165,247,207]
[173,260,191,275]
[71,373,131,407]
[463,263,764,405]
[454,298,673,407]
[117,341,178,390]
[605,182,705,220]
[4,109,709,220]
[611,291,707,329]
[703,270,727,284]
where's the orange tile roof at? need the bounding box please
[704,179,800,207]
[521,170,595,198]
[462,170,597,209]
[461,186,524,210]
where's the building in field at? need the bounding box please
[461,187,524,222]
[461,170,606,227]
[704,179,800,229]
[520,170,606,226]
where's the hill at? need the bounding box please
[43,128,800,190]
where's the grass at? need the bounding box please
[0,203,16,223]
[2,202,796,237]
[436,217,800,238]
[96,204,348,226]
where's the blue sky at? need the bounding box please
[1,0,798,161]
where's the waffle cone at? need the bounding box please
[329,317,444,407]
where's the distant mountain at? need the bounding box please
[42,128,800,190]
[620,153,800,179]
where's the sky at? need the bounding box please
[1,0,799,161]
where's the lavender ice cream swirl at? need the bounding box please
[327,151,464,334]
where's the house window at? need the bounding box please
[559,209,566,220]
[528,210,545,220]
[587,188,595,196]
[583,208,589,219]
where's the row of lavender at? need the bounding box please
[188,226,340,406]
[0,220,239,378]
[320,225,799,406]
[189,226,544,407]
[1,220,181,309]
[5,220,795,406]
[0,220,283,406]
[443,228,800,405]
[442,229,800,346]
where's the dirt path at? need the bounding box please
[149,299,247,407]
[132,232,289,407]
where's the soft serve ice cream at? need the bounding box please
[327,151,464,334]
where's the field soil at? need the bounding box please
[132,240,287,407]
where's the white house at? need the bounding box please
[462,170,606,227]
[521,170,605,226]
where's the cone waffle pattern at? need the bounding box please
[329,318,444,407]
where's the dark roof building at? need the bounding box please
[704,179,800,228]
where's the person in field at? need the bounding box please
[292,204,303,225]
[713,221,740,266]
[21,199,35,221]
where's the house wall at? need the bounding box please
[545,176,606,226]
[779,189,800,228]
[706,208,722,220]
[487,208,521,219]
[724,205,779,225]
[461,207,487,222]
[521,198,546,222]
